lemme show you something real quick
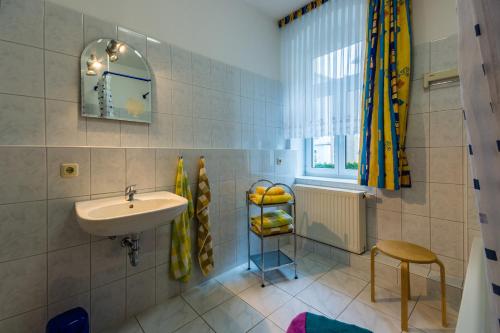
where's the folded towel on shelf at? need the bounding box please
[256,186,285,196]
[249,193,293,205]
[251,222,293,236]
[251,209,292,229]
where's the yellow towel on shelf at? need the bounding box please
[196,157,214,276]
[170,157,194,282]
[256,186,285,196]
[249,193,293,205]
[251,222,293,236]
[251,209,292,229]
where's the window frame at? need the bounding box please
[305,136,357,179]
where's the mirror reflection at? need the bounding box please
[80,39,152,123]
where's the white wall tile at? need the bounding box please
[47,292,90,320]
[171,81,193,117]
[147,39,172,79]
[91,148,126,194]
[0,201,46,262]
[150,113,173,147]
[126,268,155,316]
[192,53,211,88]
[0,41,44,97]
[430,147,463,184]
[430,84,462,112]
[406,113,429,148]
[192,86,213,119]
[172,115,193,148]
[45,51,80,102]
[402,214,430,248]
[156,263,180,302]
[91,279,126,332]
[155,149,178,188]
[44,2,83,56]
[241,70,255,98]
[117,27,146,56]
[376,188,402,212]
[152,76,173,114]
[406,148,429,182]
[48,244,90,303]
[120,122,149,147]
[48,196,90,251]
[430,35,458,72]
[171,46,192,84]
[412,42,430,80]
[211,60,227,91]
[409,80,429,114]
[368,208,402,240]
[83,15,117,44]
[91,238,127,288]
[431,218,464,259]
[193,118,213,149]
[402,181,430,217]
[47,147,90,198]
[0,147,46,204]
[46,100,86,146]
[126,148,155,189]
[127,229,156,276]
[430,183,464,222]
[0,94,45,145]
[430,110,463,147]
[86,118,121,146]
[0,0,44,47]
[0,308,47,333]
[0,254,46,320]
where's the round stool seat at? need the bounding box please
[376,240,437,264]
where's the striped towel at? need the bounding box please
[170,157,194,282]
[251,210,292,229]
[196,157,214,276]
[251,222,293,236]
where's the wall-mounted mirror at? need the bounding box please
[80,39,152,123]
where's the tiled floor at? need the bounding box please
[104,248,459,333]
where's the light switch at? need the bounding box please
[60,163,79,178]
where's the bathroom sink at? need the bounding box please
[75,191,188,236]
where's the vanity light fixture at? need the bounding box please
[106,39,126,62]
[86,54,102,76]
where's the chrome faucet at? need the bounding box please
[125,185,137,201]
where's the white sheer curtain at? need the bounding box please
[281,0,367,139]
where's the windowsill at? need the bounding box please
[295,175,374,193]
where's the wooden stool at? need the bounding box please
[370,240,447,332]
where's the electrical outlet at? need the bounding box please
[60,163,79,178]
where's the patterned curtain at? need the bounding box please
[457,0,500,330]
[358,0,412,190]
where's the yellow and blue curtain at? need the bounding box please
[358,0,412,190]
[170,157,194,282]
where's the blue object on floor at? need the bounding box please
[46,307,89,333]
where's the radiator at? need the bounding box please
[293,184,367,254]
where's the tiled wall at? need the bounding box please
[366,34,478,286]
[0,1,295,332]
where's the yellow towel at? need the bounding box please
[256,186,285,196]
[249,193,293,205]
[196,157,214,276]
[251,223,293,236]
[170,158,194,282]
[251,209,292,229]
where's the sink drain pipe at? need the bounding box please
[121,233,140,266]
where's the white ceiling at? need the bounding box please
[242,0,311,19]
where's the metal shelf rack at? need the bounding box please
[247,179,297,287]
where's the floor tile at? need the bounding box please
[356,284,417,320]
[203,296,264,333]
[303,252,338,267]
[100,317,143,333]
[334,263,371,282]
[248,319,284,333]
[318,269,368,297]
[182,279,234,314]
[268,298,323,331]
[337,300,402,333]
[295,256,332,280]
[174,317,214,333]
[239,284,292,316]
[296,282,352,318]
[264,267,314,296]
[408,302,457,332]
[280,244,310,259]
[215,264,260,294]
[136,296,198,333]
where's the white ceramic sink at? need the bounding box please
[75,191,188,236]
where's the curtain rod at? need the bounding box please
[278,0,329,28]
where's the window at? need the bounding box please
[305,134,359,178]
